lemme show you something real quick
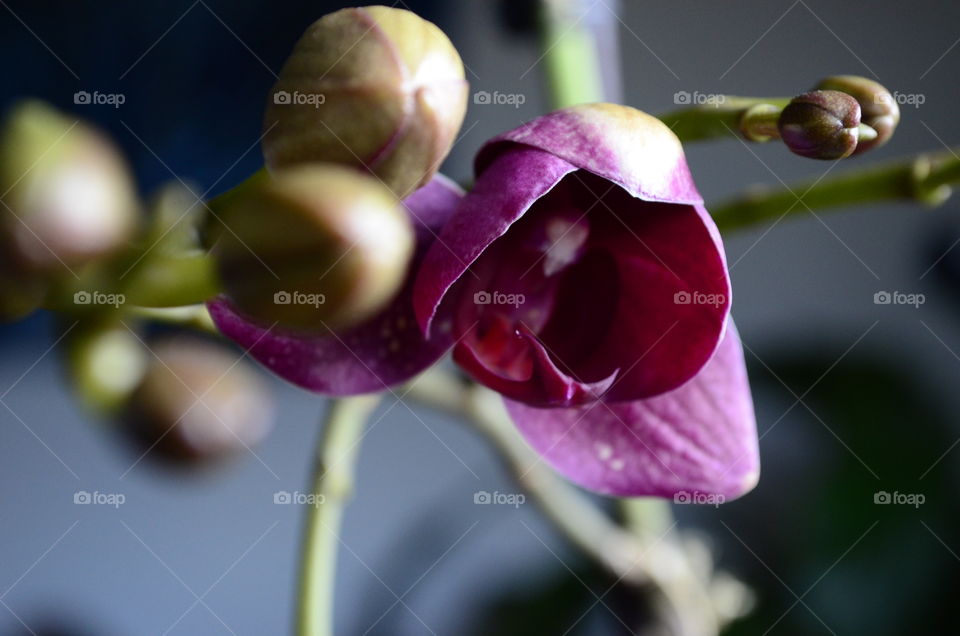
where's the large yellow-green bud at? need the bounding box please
[262,6,468,199]
[212,164,414,333]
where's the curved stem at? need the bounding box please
[711,146,960,232]
[403,367,736,635]
[297,395,381,636]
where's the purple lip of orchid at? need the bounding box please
[210,103,760,501]
[506,321,759,499]
[413,103,731,409]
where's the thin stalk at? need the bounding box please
[711,146,960,231]
[297,395,382,636]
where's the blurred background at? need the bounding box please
[1,0,959,633]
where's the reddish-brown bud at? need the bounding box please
[778,90,861,160]
[815,75,900,154]
[129,336,274,462]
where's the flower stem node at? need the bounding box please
[212,164,415,333]
[815,75,900,154]
[0,100,139,274]
[262,6,468,199]
[127,336,274,463]
[0,252,46,321]
[778,90,862,160]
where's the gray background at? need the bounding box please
[1,0,959,634]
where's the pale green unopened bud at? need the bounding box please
[212,164,415,332]
[68,323,148,413]
[815,75,900,154]
[129,336,274,462]
[0,100,139,273]
[262,6,468,198]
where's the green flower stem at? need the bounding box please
[297,395,382,636]
[42,251,220,313]
[404,367,646,581]
[121,251,220,307]
[711,146,960,232]
[658,97,791,143]
[125,305,217,334]
[539,0,606,108]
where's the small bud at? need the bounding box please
[68,323,148,413]
[212,164,415,333]
[262,6,468,199]
[778,90,861,160]
[815,75,900,154]
[0,100,138,273]
[128,336,274,463]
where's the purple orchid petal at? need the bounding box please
[476,103,703,205]
[414,105,730,407]
[505,321,759,500]
[209,174,462,395]
[413,146,578,334]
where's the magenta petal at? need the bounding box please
[412,147,578,334]
[505,322,759,500]
[208,175,463,395]
[570,197,730,400]
[476,103,702,205]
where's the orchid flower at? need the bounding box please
[210,103,760,500]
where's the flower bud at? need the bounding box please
[68,322,148,413]
[815,75,900,154]
[128,336,274,462]
[778,90,861,160]
[0,100,138,273]
[212,164,415,333]
[262,6,468,199]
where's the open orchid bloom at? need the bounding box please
[211,104,759,500]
